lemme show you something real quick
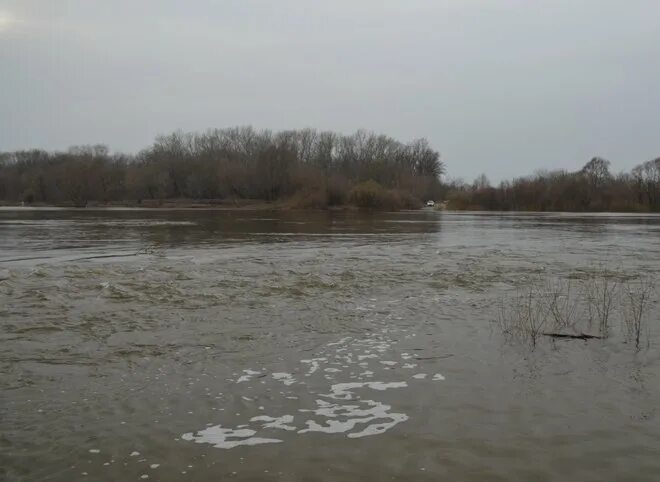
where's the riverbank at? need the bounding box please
[0,197,445,211]
[0,199,334,210]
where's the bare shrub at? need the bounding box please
[497,269,656,349]
[288,187,328,209]
[622,275,656,349]
[390,189,420,210]
[349,180,416,211]
[545,278,581,331]
[349,180,387,209]
[498,280,550,348]
[584,273,620,338]
[326,175,349,206]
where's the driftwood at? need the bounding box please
[542,333,602,340]
[414,354,454,360]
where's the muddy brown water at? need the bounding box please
[1,208,660,481]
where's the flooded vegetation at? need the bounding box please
[497,270,657,348]
[2,208,660,481]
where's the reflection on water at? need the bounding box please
[1,208,660,481]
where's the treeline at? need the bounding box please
[447,157,660,212]
[0,127,444,209]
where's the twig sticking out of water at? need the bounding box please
[498,280,550,348]
[546,278,580,331]
[542,333,601,340]
[622,275,656,350]
[584,271,620,338]
[497,270,657,350]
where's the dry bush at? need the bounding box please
[584,273,620,338]
[349,180,419,211]
[499,276,583,348]
[622,275,656,349]
[545,278,581,331]
[498,280,550,348]
[497,270,657,349]
[445,190,479,210]
[349,180,387,208]
[288,187,328,209]
[388,189,420,210]
[326,174,349,206]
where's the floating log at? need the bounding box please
[542,333,602,340]
[414,354,454,360]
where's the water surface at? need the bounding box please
[1,208,660,481]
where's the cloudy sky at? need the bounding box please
[1,0,659,181]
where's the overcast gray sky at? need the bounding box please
[1,0,659,181]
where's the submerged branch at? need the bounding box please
[542,332,602,340]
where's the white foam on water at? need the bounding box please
[373,343,391,353]
[358,354,377,360]
[300,358,326,376]
[236,369,262,383]
[348,408,409,438]
[299,398,408,439]
[130,451,140,457]
[327,337,352,347]
[327,381,408,400]
[272,372,296,386]
[88,449,100,454]
[250,415,296,431]
[181,426,282,449]
[181,330,445,450]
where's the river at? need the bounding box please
[1,208,660,481]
